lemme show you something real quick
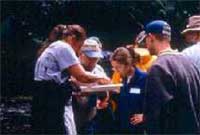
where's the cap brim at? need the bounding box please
[135,30,147,46]
[181,27,200,34]
[83,51,103,58]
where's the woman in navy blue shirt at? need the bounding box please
[110,47,147,134]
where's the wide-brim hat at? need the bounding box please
[181,15,200,34]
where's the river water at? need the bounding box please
[1,98,32,134]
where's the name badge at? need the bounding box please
[129,88,141,94]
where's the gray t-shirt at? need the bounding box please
[34,40,80,84]
[91,64,107,77]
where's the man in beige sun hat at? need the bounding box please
[181,15,200,34]
[181,15,200,68]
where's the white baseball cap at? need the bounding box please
[81,37,103,58]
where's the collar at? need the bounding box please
[158,48,179,56]
[126,71,134,84]
[127,75,132,84]
[126,68,141,84]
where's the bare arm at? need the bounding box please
[67,63,110,84]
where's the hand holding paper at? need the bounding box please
[80,83,123,93]
[97,76,111,85]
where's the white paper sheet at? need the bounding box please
[80,83,123,93]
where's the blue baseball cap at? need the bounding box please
[81,36,103,58]
[136,20,171,45]
[145,20,171,36]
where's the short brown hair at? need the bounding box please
[153,33,171,42]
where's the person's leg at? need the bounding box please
[44,85,65,134]
[64,105,77,135]
[94,105,116,134]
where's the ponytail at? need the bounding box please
[62,24,86,41]
[126,46,140,66]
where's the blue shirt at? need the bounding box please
[118,68,147,133]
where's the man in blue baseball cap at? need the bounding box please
[136,20,171,55]
[140,20,200,134]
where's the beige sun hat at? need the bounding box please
[181,15,200,34]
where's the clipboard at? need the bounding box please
[80,83,123,93]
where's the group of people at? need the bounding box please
[32,15,200,135]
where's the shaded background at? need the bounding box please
[2,0,200,97]
[1,0,200,134]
